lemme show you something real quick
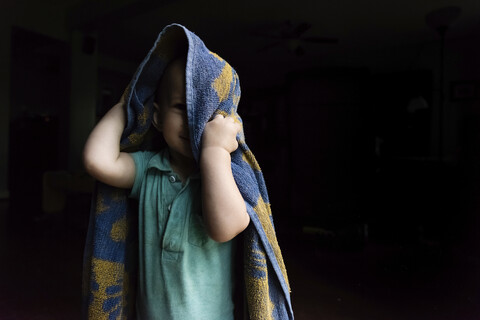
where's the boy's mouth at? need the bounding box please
[180,135,190,142]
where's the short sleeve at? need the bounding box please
[129,151,156,199]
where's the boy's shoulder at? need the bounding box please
[129,149,162,158]
[129,148,169,171]
[128,149,168,199]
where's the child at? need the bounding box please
[82,24,293,320]
[84,54,249,319]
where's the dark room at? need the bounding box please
[1,0,480,319]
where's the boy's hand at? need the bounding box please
[202,115,241,154]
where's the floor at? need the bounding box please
[0,199,479,320]
[0,200,84,319]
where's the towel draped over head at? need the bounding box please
[82,23,294,319]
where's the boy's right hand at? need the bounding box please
[202,114,241,154]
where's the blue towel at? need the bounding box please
[82,23,293,319]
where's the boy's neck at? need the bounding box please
[168,148,197,182]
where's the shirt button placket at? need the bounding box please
[166,174,181,254]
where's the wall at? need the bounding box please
[0,2,75,198]
[0,22,11,199]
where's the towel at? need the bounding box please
[82,23,293,320]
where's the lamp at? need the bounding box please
[425,6,461,161]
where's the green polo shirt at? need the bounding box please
[129,149,235,320]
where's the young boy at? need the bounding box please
[83,24,293,320]
[83,55,249,319]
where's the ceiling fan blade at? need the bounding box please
[250,31,283,40]
[301,36,339,44]
[257,40,284,52]
[293,22,312,37]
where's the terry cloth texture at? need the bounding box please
[82,23,293,320]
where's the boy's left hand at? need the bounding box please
[202,114,241,154]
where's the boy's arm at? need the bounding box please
[83,102,135,189]
[200,115,250,243]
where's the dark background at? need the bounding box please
[1,1,480,319]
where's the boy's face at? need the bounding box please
[153,57,193,159]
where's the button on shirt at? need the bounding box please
[129,149,235,320]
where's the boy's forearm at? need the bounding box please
[200,147,249,242]
[83,103,125,175]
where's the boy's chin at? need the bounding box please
[170,147,194,160]
[181,151,194,160]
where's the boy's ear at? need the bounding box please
[152,102,163,132]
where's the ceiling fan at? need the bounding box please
[251,20,338,56]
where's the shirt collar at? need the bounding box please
[147,148,200,180]
[146,148,172,172]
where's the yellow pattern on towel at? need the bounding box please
[254,196,290,291]
[110,215,128,242]
[89,258,130,320]
[211,51,233,103]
